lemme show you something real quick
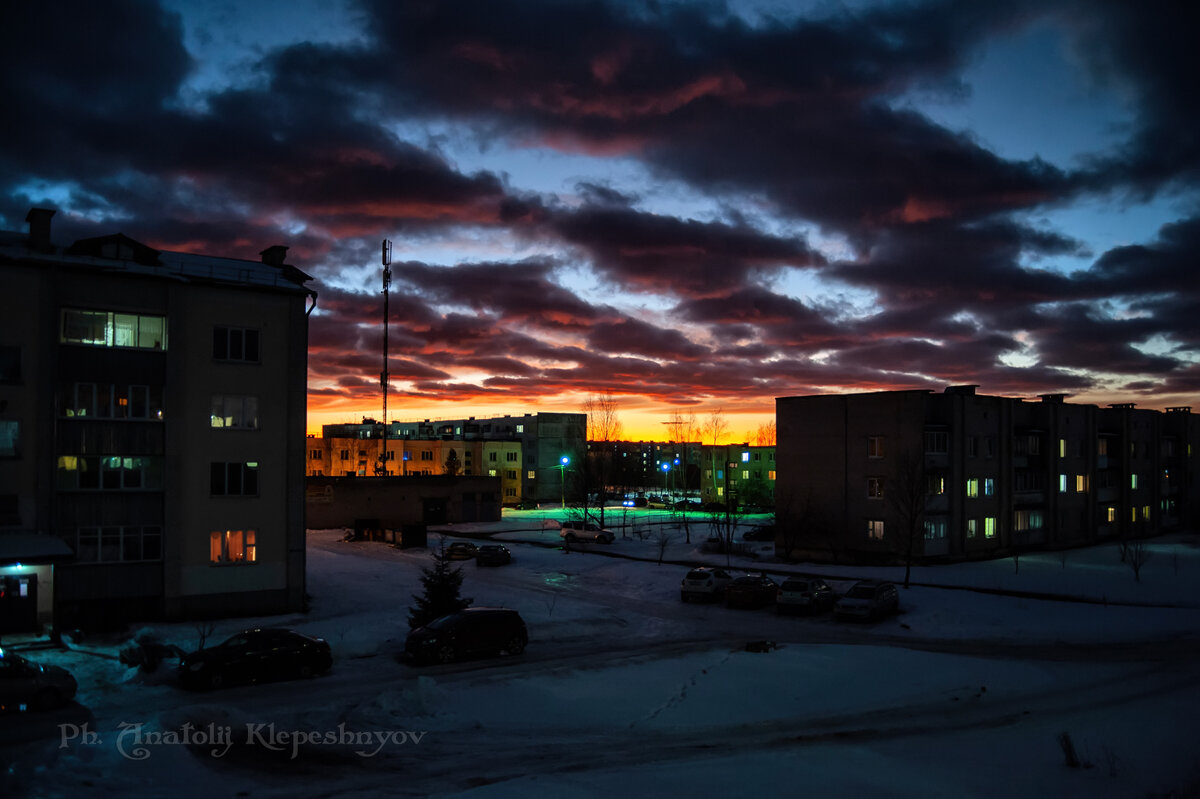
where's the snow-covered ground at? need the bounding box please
[4,509,1200,798]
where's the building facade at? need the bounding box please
[776,387,1197,563]
[310,412,586,505]
[0,208,314,631]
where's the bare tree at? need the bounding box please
[750,420,777,446]
[703,408,729,506]
[585,392,624,527]
[664,410,701,543]
[655,529,672,564]
[887,449,928,589]
[1127,536,1151,582]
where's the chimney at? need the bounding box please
[25,207,56,252]
[259,245,288,266]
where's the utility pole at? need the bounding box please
[378,240,392,476]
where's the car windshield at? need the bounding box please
[781,581,808,591]
[686,570,711,580]
[847,585,875,599]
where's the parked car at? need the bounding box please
[560,520,615,544]
[178,628,332,690]
[742,525,776,542]
[725,574,779,609]
[475,544,512,566]
[405,607,528,665]
[445,542,479,560]
[776,577,837,614]
[0,647,77,712]
[680,567,735,602]
[834,580,900,620]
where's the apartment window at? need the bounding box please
[309,450,322,460]
[967,437,978,458]
[966,518,978,539]
[505,487,517,498]
[0,421,18,458]
[926,474,945,495]
[488,469,497,477]
[506,452,518,462]
[1014,510,1044,532]
[983,478,995,497]
[741,452,751,463]
[966,478,979,498]
[867,477,884,499]
[984,437,995,458]
[56,455,164,490]
[1106,506,1117,523]
[339,449,350,460]
[209,529,256,564]
[506,470,517,479]
[527,470,536,479]
[64,383,162,420]
[742,470,750,480]
[984,517,997,538]
[1142,505,1151,521]
[1075,475,1088,493]
[210,395,259,429]
[924,518,947,540]
[1058,439,1066,458]
[210,462,259,496]
[867,436,884,458]
[1058,474,1068,493]
[212,326,260,362]
[924,431,949,453]
[418,450,432,461]
[61,309,167,350]
[768,470,776,480]
[74,525,161,562]
[515,424,524,433]
[489,452,498,462]
[1097,438,1109,456]
[867,520,884,540]
[0,345,19,383]
[1015,434,1041,456]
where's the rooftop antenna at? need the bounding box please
[378,239,392,476]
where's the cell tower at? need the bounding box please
[378,239,392,476]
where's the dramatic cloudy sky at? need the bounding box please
[3,0,1197,439]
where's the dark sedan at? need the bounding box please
[0,647,77,712]
[178,628,332,690]
[475,544,512,566]
[445,542,479,560]
[724,574,779,609]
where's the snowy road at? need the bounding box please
[4,526,1200,798]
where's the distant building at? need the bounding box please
[0,208,315,632]
[310,412,585,505]
[776,387,1198,563]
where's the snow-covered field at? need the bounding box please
[4,509,1200,798]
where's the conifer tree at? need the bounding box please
[408,540,473,629]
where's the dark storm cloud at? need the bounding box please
[4,0,1197,410]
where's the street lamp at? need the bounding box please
[661,461,670,499]
[558,456,571,509]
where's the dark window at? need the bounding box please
[0,346,19,383]
[213,326,260,363]
[211,462,259,495]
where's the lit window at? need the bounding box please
[1075,475,1088,493]
[1142,505,1151,520]
[527,470,535,479]
[867,477,884,499]
[1059,474,1068,492]
[61,309,167,350]
[983,478,994,496]
[741,452,750,462]
[966,479,979,498]
[867,520,884,540]
[210,529,257,564]
[768,470,776,480]
[1106,506,1117,523]
[966,519,977,538]
[210,395,259,429]
[984,517,996,538]
[1059,439,1066,457]
[1130,473,1139,489]
[0,421,18,458]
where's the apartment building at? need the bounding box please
[309,412,585,505]
[0,208,314,632]
[776,386,1197,562]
